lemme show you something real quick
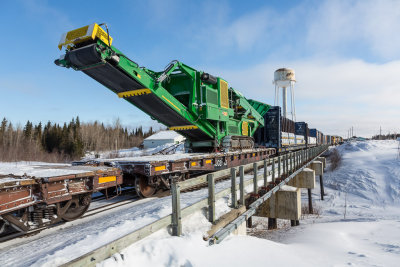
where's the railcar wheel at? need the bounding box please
[134,176,156,198]
[59,194,91,221]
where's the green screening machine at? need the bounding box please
[55,23,270,152]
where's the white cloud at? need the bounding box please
[223,9,273,50]
[189,0,400,61]
[211,58,400,138]
[192,5,280,52]
[306,0,400,59]
[193,0,400,137]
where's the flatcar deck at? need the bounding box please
[80,148,276,178]
[0,164,122,233]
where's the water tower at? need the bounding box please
[273,68,296,121]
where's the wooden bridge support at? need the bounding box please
[310,161,324,200]
[307,189,313,214]
[268,218,277,229]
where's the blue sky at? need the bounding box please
[1,0,399,137]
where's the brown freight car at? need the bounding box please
[0,165,122,235]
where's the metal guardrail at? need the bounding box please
[63,145,329,267]
[209,145,328,244]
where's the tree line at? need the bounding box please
[0,117,155,162]
[371,133,400,140]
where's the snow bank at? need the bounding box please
[99,140,400,267]
[84,142,185,160]
[144,130,183,140]
[101,219,400,267]
[324,140,400,207]
[1,140,399,266]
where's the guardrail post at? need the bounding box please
[285,154,289,176]
[297,151,299,168]
[282,155,286,176]
[207,173,215,223]
[239,166,245,206]
[171,177,182,236]
[292,152,295,171]
[301,150,303,163]
[253,163,258,193]
[263,159,268,187]
[294,152,296,170]
[291,152,294,171]
[230,168,237,208]
[272,159,275,184]
[278,156,281,179]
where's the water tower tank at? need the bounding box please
[274,68,296,87]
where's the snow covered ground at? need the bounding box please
[0,140,399,266]
[98,140,400,267]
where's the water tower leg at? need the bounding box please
[282,87,287,118]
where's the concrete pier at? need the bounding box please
[288,168,316,214]
[256,185,301,221]
[310,161,325,200]
[288,168,315,189]
[310,161,323,176]
[233,220,247,236]
[316,157,326,170]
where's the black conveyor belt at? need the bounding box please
[67,44,210,141]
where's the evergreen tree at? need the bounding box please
[33,122,42,142]
[23,120,33,140]
[0,118,7,144]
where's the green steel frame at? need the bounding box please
[56,35,270,149]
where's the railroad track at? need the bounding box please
[0,190,138,244]
[0,161,272,244]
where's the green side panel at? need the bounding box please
[227,120,240,135]
[206,89,218,105]
[247,99,271,117]
[204,106,229,122]
[162,73,193,107]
